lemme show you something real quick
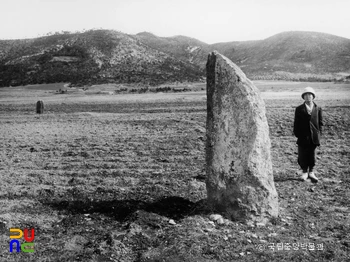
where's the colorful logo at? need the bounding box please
[9,228,35,253]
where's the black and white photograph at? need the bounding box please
[1,0,349,261]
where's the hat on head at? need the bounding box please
[301,87,316,99]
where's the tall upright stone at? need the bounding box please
[36,100,44,114]
[206,51,278,223]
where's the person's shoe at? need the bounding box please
[300,171,308,181]
[308,172,319,183]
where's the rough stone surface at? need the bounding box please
[206,51,278,223]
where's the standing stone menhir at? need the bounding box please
[206,51,278,223]
[36,100,44,114]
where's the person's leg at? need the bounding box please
[298,145,309,180]
[308,145,317,172]
[308,145,318,182]
[298,145,308,172]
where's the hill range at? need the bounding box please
[0,29,350,87]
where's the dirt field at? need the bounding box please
[0,81,349,261]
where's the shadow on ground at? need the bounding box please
[274,177,302,182]
[42,196,210,222]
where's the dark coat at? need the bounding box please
[293,103,323,146]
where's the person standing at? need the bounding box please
[293,87,323,182]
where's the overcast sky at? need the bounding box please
[1,0,349,43]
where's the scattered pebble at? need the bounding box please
[223,219,232,226]
[246,221,255,227]
[209,214,222,221]
[208,221,215,226]
[217,218,225,225]
[308,187,315,192]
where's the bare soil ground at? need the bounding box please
[0,81,349,261]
